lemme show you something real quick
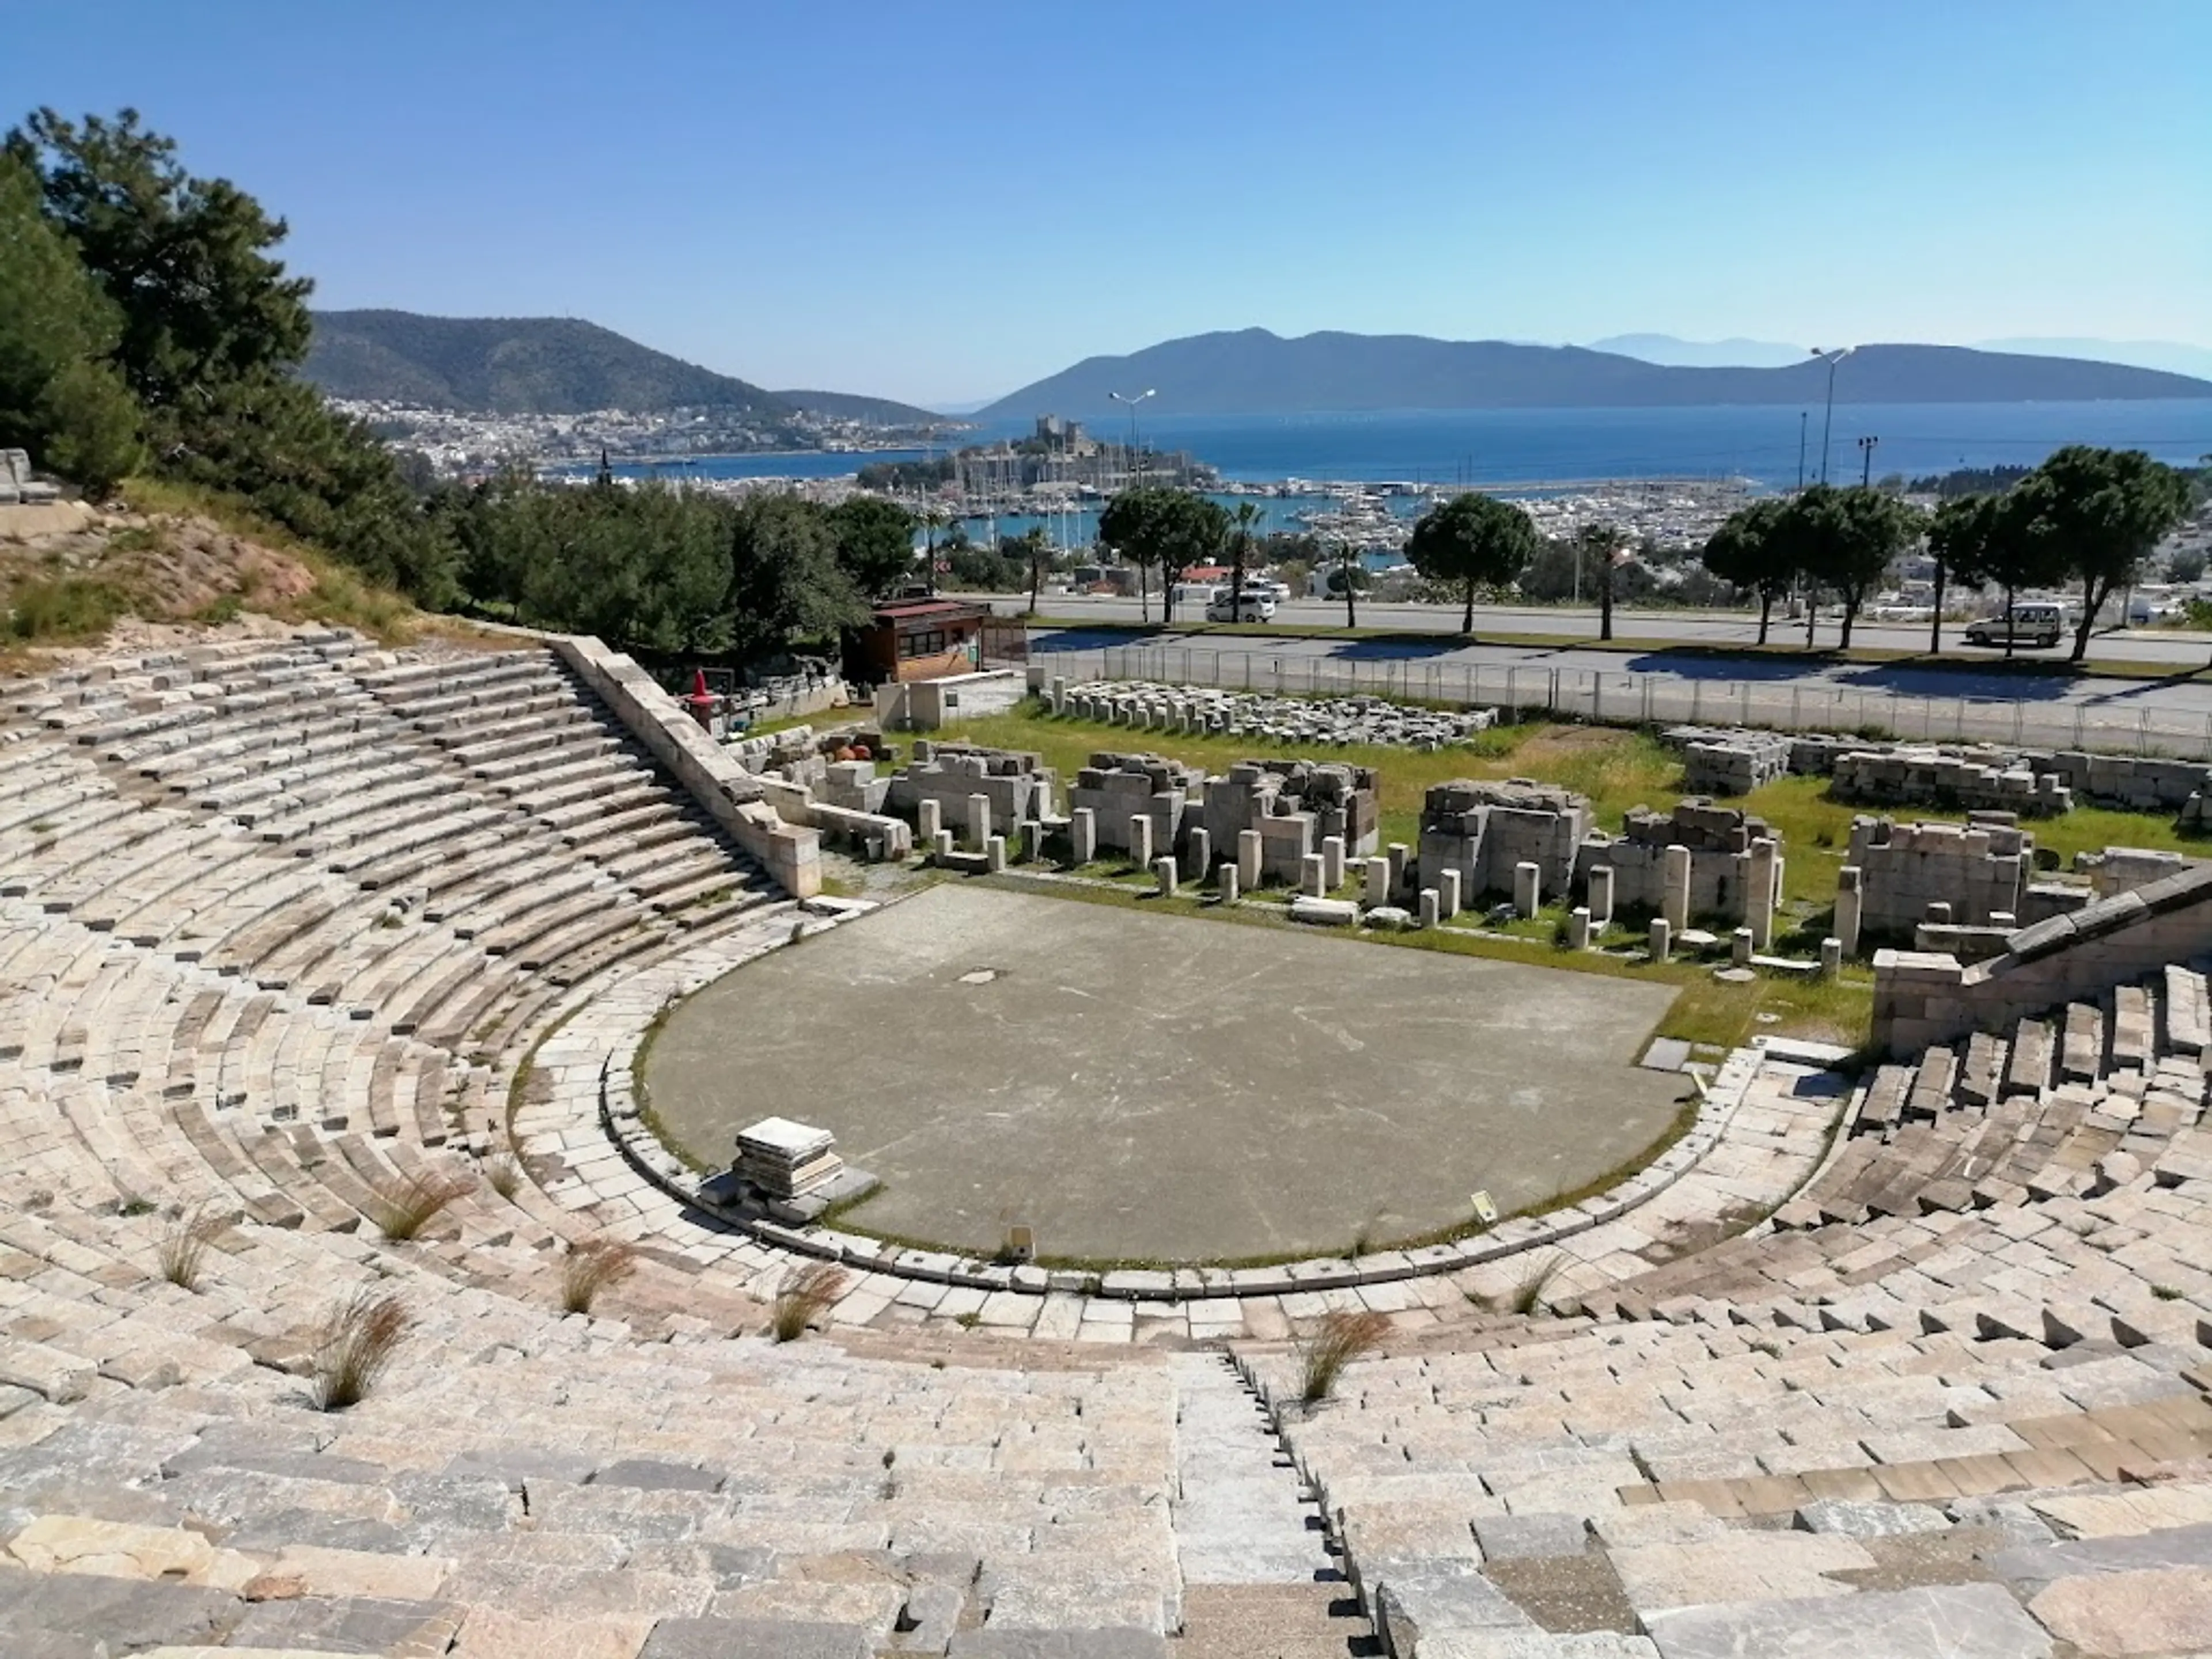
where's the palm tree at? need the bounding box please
[1226,501,1262,623]
[1334,529,1359,628]
[1577,522,1630,642]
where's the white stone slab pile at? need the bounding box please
[733,1115,843,1199]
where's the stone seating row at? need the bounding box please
[0,1177,1191,1657]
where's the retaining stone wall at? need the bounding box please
[1872,863,2212,1056]
[553,635,823,898]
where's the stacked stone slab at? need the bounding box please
[1199,759,1380,887]
[884,744,1056,842]
[1847,812,2031,940]
[733,1115,844,1199]
[1068,750,1200,857]
[2033,749,2212,812]
[1416,778,1592,904]
[1577,798,1779,927]
[1680,731,1792,796]
[1831,745,2070,816]
[1050,677,1495,749]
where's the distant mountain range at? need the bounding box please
[304,310,941,423]
[979,329,2212,419]
[1593,332,2212,378]
[1588,334,1809,369]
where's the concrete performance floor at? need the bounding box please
[646,884,1688,1263]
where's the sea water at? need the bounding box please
[575,399,2212,494]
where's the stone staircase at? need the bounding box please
[1226,971,2212,1656]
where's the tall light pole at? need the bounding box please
[1810,347,1854,484]
[1858,434,1880,488]
[1797,411,1808,491]
[1109,388,1155,491]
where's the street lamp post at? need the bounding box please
[1810,347,1854,484]
[1858,434,1880,488]
[1797,411,1808,491]
[1109,389,1156,491]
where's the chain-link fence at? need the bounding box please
[1027,641,2212,760]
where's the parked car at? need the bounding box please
[1961,603,2065,650]
[1204,588,1278,623]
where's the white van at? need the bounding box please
[1961,603,2064,650]
[1205,588,1278,623]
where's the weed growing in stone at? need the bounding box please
[1298,1310,1389,1404]
[771,1262,846,1342]
[157,1206,222,1291]
[560,1238,638,1315]
[368,1168,475,1241]
[482,1153,522,1202]
[1510,1253,1562,1316]
[311,1290,412,1411]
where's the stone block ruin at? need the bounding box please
[1575,799,1782,935]
[1417,779,1592,907]
[1067,751,1202,859]
[1828,748,2069,816]
[1842,813,2032,950]
[1680,732,1791,797]
[1200,759,1379,885]
[884,741,1058,846]
[1664,724,2212,825]
[1042,675,1496,750]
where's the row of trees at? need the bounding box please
[1699,448,2192,660]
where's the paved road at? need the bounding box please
[1016,611,2212,757]
[984,591,2212,669]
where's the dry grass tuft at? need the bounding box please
[1298,1309,1390,1404]
[1510,1252,1563,1316]
[310,1289,413,1411]
[771,1262,847,1342]
[368,1167,475,1241]
[481,1153,522,1202]
[157,1206,223,1291]
[560,1237,639,1315]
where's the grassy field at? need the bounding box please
[929,699,2206,1055]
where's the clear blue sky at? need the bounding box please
[12,0,2209,405]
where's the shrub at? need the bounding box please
[5,577,132,642]
[560,1237,639,1315]
[366,1166,475,1241]
[771,1262,847,1342]
[1298,1309,1389,1404]
[310,1289,412,1411]
[157,1206,222,1291]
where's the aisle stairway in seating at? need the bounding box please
[1230,968,2212,1656]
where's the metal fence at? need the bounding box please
[1027,641,2212,760]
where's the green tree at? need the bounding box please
[1778,484,1919,650]
[7,108,313,411]
[726,494,862,664]
[0,154,141,493]
[2013,445,2192,661]
[1927,490,2059,661]
[1406,492,1540,633]
[828,496,916,600]
[1700,500,1793,645]
[1099,488,1228,623]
